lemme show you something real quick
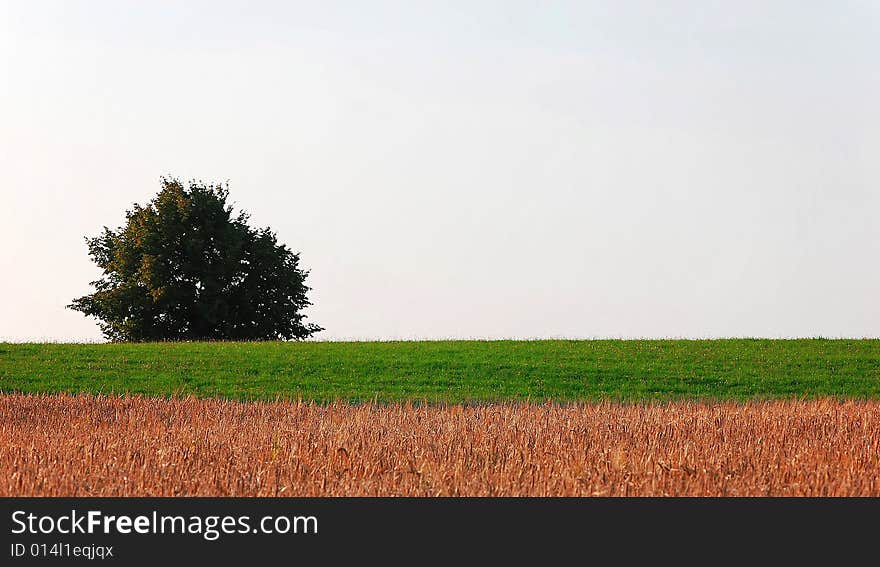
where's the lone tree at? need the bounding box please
[69,178,323,342]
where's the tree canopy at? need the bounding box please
[69,178,322,342]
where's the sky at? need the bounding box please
[1,1,878,341]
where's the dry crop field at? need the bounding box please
[2,393,879,496]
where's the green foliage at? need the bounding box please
[68,178,322,341]
[2,340,879,402]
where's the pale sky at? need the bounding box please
[1,1,878,341]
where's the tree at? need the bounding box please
[69,177,323,342]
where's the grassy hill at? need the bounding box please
[1,339,879,403]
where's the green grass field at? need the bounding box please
[1,339,879,402]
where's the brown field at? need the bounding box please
[2,393,879,496]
